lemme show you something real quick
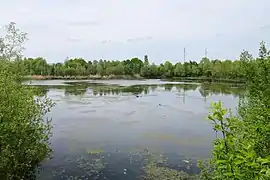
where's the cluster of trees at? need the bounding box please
[199,42,270,179]
[19,55,246,80]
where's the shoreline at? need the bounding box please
[24,75,144,80]
[24,75,246,84]
[162,77,246,84]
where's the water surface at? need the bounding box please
[30,79,244,179]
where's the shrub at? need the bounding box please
[0,22,54,179]
[199,42,270,180]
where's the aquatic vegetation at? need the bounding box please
[51,150,106,179]
[76,155,106,178]
[46,148,198,180]
[140,151,197,180]
[88,149,105,155]
[143,163,195,180]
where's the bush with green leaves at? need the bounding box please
[198,42,270,180]
[0,23,54,179]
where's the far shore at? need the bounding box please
[24,75,144,80]
[24,75,246,84]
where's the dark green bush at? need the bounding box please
[199,42,270,180]
[0,22,54,179]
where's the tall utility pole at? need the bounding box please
[183,47,186,74]
[183,47,186,63]
[204,48,208,58]
[183,47,186,104]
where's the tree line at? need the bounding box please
[19,54,247,80]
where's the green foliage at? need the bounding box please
[238,43,270,158]
[200,42,270,180]
[18,53,249,81]
[0,22,28,61]
[0,22,54,179]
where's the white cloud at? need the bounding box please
[0,0,270,63]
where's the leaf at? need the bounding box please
[224,172,233,177]
[266,169,270,177]
[216,160,227,165]
[257,158,270,165]
[234,159,244,165]
[208,115,215,121]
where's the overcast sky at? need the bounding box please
[0,0,270,64]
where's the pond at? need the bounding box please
[27,79,245,180]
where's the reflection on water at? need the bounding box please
[33,80,244,98]
[29,80,245,180]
